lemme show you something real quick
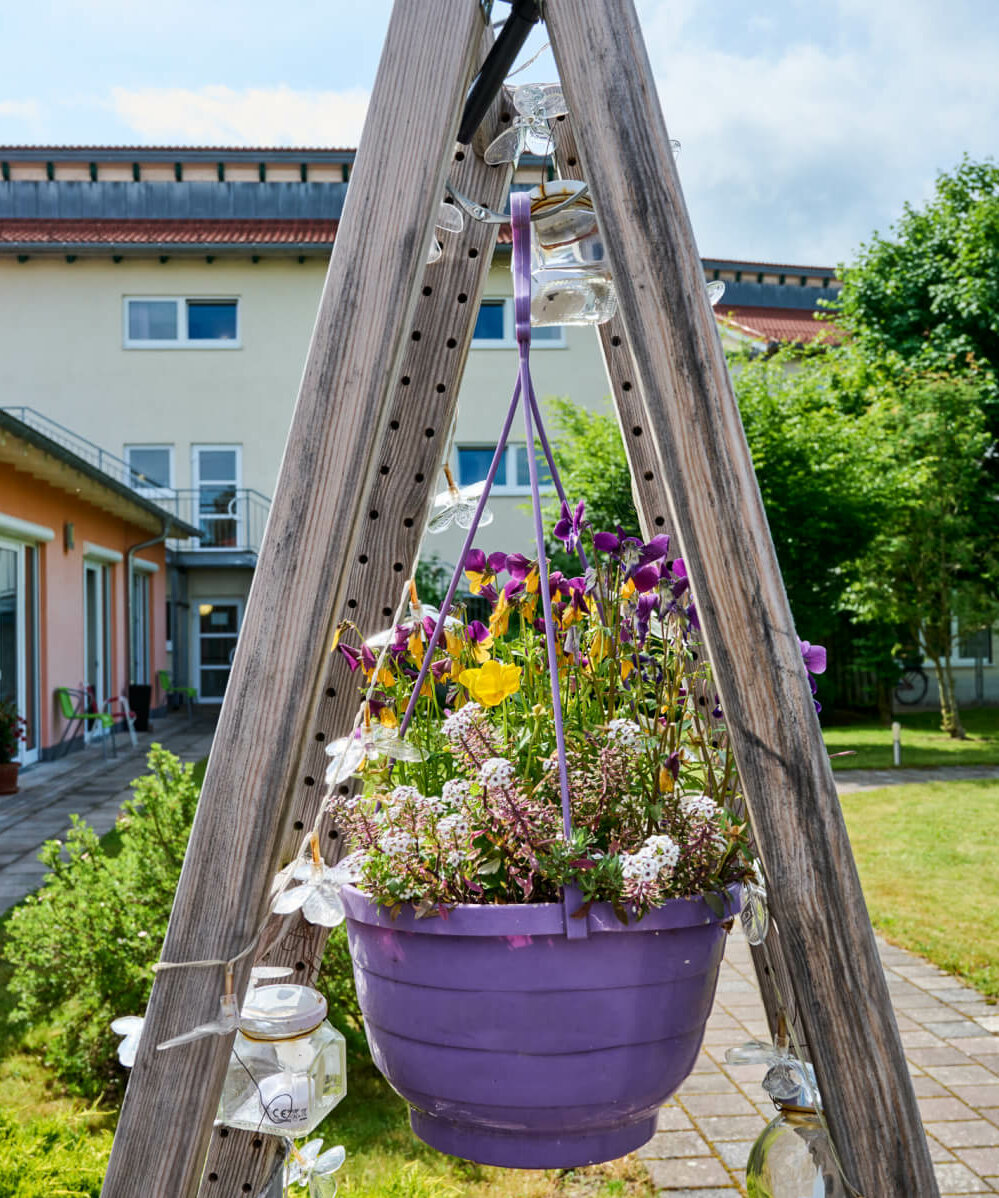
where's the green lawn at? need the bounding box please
[824,707,999,770]
[841,778,999,998]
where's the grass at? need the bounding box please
[841,778,999,998]
[823,707,999,770]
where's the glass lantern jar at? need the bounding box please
[218,984,346,1137]
[746,1104,851,1198]
[529,180,617,327]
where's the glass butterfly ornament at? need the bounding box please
[324,704,423,786]
[285,1137,346,1198]
[741,860,770,946]
[427,463,494,534]
[427,200,465,264]
[484,82,568,166]
[271,831,353,928]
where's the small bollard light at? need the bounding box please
[892,720,901,767]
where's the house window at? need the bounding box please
[124,297,240,348]
[456,444,553,494]
[471,298,565,348]
[954,627,993,665]
[125,445,174,496]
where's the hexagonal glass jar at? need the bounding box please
[529,180,618,327]
[218,984,346,1137]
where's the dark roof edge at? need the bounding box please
[0,146,357,163]
[0,410,201,537]
[1,243,332,257]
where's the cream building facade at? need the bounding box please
[0,145,852,702]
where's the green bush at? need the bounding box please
[0,1109,114,1197]
[2,744,368,1101]
[4,746,202,1099]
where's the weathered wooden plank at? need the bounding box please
[101,3,488,1194]
[548,113,808,1054]
[545,3,938,1194]
[195,37,515,1198]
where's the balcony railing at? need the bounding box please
[163,489,271,556]
[2,405,141,489]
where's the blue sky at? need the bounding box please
[2,0,997,266]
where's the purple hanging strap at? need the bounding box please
[512,192,586,938]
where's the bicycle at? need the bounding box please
[893,663,929,706]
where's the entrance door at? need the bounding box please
[192,446,242,549]
[0,539,38,765]
[196,599,241,702]
[83,562,110,738]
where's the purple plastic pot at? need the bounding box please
[341,882,742,1169]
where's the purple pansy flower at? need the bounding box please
[639,534,671,566]
[338,643,361,672]
[360,643,377,673]
[505,552,533,582]
[670,558,689,599]
[466,620,491,644]
[554,500,586,551]
[632,563,661,594]
[686,601,700,631]
[593,531,621,555]
[799,640,827,675]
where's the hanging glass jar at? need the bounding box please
[746,1061,850,1197]
[218,984,346,1137]
[529,180,617,327]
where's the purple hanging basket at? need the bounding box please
[341,881,742,1169]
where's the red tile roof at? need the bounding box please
[716,305,840,346]
[0,218,338,248]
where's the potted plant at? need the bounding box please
[0,699,27,794]
[327,517,757,1168]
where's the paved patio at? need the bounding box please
[0,709,216,913]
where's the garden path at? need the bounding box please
[645,918,999,1195]
[0,710,216,913]
[836,765,999,794]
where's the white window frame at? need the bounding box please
[123,296,241,349]
[191,444,243,551]
[950,621,995,666]
[124,444,175,498]
[470,298,566,349]
[455,443,555,496]
[0,536,39,766]
[194,596,243,703]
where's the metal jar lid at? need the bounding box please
[239,984,328,1041]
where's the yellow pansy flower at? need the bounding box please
[458,660,522,707]
[488,589,512,638]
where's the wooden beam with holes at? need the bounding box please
[548,112,811,1060]
[194,39,515,1198]
[100,3,491,1194]
[545,0,938,1193]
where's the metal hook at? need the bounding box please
[445,178,589,226]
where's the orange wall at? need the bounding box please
[1,468,168,751]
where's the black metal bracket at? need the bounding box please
[457,0,542,145]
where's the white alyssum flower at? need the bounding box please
[437,813,470,839]
[442,778,471,805]
[442,702,483,742]
[389,784,424,806]
[682,794,719,822]
[607,718,643,748]
[380,829,416,858]
[642,833,680,872]
[478,757,515,788]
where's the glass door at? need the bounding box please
[1,539,38,764]
[131,571,150,684]
[83,561,111,739]
[196,599,241,702]
[192,446,242,549]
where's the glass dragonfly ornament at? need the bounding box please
[728,1039,851,1197]
[427,463,494,534]
[324,703,422,787]
[484,82,567,166]
[427,200,465,264]
[271,830,351,928]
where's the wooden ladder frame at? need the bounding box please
[101,3,939,1194]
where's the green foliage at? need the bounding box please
[3,746,201,1099]
[314,923,368,1064]
[834,156,999,388]
[541,397,640,559]
[414,555,452,609]
[0,1109,114,1197]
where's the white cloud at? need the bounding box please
[0,99,42,122]
[110,85,370,147]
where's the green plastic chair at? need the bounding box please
[55,687,117,759]
[158,670,197,721]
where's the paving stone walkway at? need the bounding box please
[0,711,216,913]
[642,762,999,1196]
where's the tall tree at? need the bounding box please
[844,375,999,737]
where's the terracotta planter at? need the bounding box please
[0,761,20,795]
[342,882,742,1168]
